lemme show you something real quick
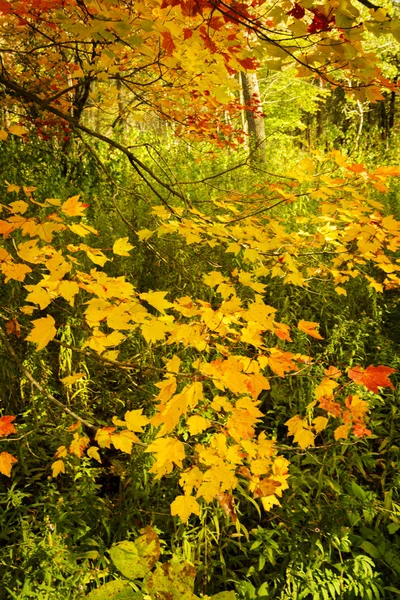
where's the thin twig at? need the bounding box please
[0,326,97,430]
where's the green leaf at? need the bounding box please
[145,559,199,599]
[388,523,400,535]
[360,541,381,559]
[86,580,141,600]
[110,527,160,580]
[210,593,237,600]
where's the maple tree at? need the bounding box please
[0,0,399,536]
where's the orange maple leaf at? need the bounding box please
[0,452,17,477]
[348,365,396,394]
[297,320,323,340]
[161,31,176,56]
[0,415,17,437]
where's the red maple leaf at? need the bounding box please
[348,365,396,394]
[0,0,11,13]
[308,9,335,33]
[288,3,305,19]
[161,31,176,56]
[237,57,259,70]
[0,415,17,438]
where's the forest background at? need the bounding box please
[1,0,400,598]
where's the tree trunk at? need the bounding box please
[240,72,266,162]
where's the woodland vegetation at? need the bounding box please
[1,0,400,598]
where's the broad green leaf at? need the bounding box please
[110,527,160,580]
[145,559,199,599]
[86,580,141,600]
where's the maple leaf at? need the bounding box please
[58,280,80,306]
[69,433,89,457]
[186,415,211,435]
[87,446,101,462]
[26,314,57,350]
[313,416,328,433]
[113,237,134,256]
[165,355,181,374]
[0,452,18,477]
[146,438,185,477]
[60,372,86,386]
[294,427,315,449]
[9,200,28,214]
[51,459,65,477]
[348,365,396,393]
[124,409,149,433]
[216,493,237,523]
[6,318,21,338]
[179,467,204,495]
[111,430,140,453]
[170,494,200,522]
[253,478,281,497]
[54,445,68,459]
[61,195,88,217]
[161,31,176,56]
[0,415,17,437]
[8,124,28,136]
[95,427,116,449]
[334,424,351,440]
[315,377,339,400]
[140,291,174,314]
[297,320,324,339]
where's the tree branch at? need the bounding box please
[0,326,97,431]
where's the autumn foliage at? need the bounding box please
[0,0,399,594]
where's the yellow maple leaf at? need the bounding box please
[26,315,57,350]
[9,200,29,214]
[113,237,134,256]
[165,354,181,373]
[179,467,203,495]
[335,286,347,296]
[111,430,140,453]
[141,319,170,343]
[54,445,68,459]
[297,320,324,340]
[69,223,98,237]
[136,228,154,241]
[0,129,8,141]
[2,261,32,283]
[294,427,315,449]
[8,125,28,136]
[285,415,304,436]
[0,452,18,477]
[25,285,52,310]
[186,415,211,435]
[202,271,226,287]
[140,291,174,314]
[313,416,328,433]
[58,280,80,306]
[95,427,116,448]
[17,240,43,264]
[315,377,339,400]
[60,372,86,386]
[87,446,102,463]
[170,495,200,522]
[46,252,71,281]
[61,195,88,217]
[51,459,65,477]
[154,377,177,406]
[334,424,351,440]
[124,409,149,433]
[146,437,185,476]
